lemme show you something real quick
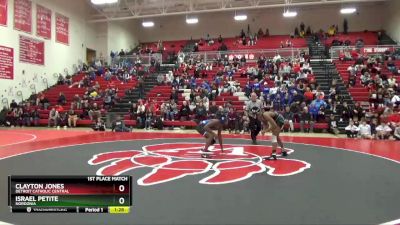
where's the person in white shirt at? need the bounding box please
[273,53,281,63]
[345,120,359,138]
[375,122,392,140]
[392,93,400,108]
[166,71,174,84]
[347,65,356,76]
[394,123,400,141]
[302,62,312,74]
[358,120,373,139]
[388,77,398,89]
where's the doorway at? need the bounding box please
[86,48,96,65]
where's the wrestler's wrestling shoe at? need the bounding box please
[200,148,212,158]
[282,150,288,157]
[264,153,277,160]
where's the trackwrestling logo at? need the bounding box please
[88,143,311,185]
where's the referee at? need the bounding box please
[246,92,263,144]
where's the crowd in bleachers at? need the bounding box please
[336,48,400,140]
[125,49,341,134]
[1,27,399,140]
[0,61,147,129]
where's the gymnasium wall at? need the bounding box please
[132,2,386,42]
[0,0,100,105]
[384,0,400,44]
[107,20,139,56]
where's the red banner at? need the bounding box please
[19,35,44,65]
[36,4,51,39]
[56,13,69,45]
[0,45,14,80]
[0,0,7,26]
[14,0,32,33]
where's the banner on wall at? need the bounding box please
[0,0,7,26]
[56,13,69,45]
[0,45,14,80]
[36,4,51,39]
[19,35,44,65]
[14,0,32,33]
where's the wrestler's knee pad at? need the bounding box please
[271,135,277,143]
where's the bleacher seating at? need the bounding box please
[325,31,379,47]
[36,72,138,126]
[334,59,400,103]
[142,34,308,53]
[198,35,307,51]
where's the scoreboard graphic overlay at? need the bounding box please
[8,176,132,213]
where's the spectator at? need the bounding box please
[195,102,207,121]
[352,102,365,121]
[299,106,314,133]
[338,101,352,121]
[209,101,218,118]
[282,106,294,132]
[130,103,138,120]
[89,89,98,101]
[166,100,178,121]
[68,109,78,127]
[57,74,65,85]
[345,120,359,138]
[387,76,397,89]
[103,94,113,109]
[179,101,190,121]
[48,108,59,127]
[394,123,400,140]
[327,114,339,135]
[157,73,164,85]
[358,119,373,139]
[57,92,66,105]
[15,107,23,127]
[376,122,392,140]
[392,92,400,108]
[30,108,40,126]
[104,69,112,81]
[291,90,304,106]
[170,89,179,102]
[0,106,8,126]
[112,116,131,132]
[72,94,82,109]
[93,118,106,131]
[21,106,30,126]
[328,85,337,102]
[370,118,378,139]
[89,103,101,121]
[58,112,68,129]
[227,107,238,133]
[10,100,18,109]
[304,87,314,104]
[137,101,146,128]
[145,111,153,130]
[5,108,16,127]
[310,98,327,121]
[122,71,131,83]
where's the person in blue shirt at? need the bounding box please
[310,98,327,120]
[202,81,211,93]
[190,77,196,89]
[252,79,262,96]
